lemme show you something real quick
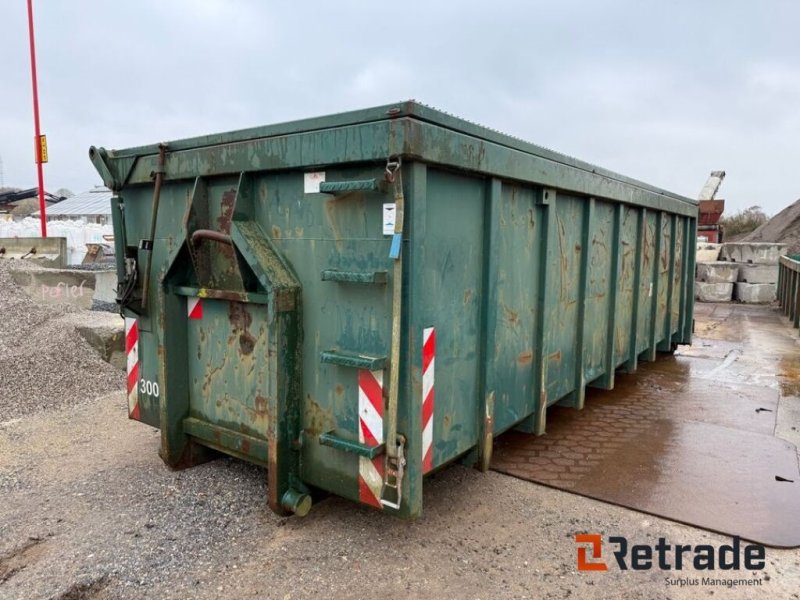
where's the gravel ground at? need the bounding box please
[91,300,118,313]
[0,261,123,421]
[0,261,799,599]
[0,392,798,599]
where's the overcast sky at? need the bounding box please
[1,1,798,214]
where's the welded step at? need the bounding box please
[320,349,387,370]
[319,179,382,195]
[321,269,388,284]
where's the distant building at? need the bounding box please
[0,188,66,217]
[34,186,112,224]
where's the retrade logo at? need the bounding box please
[575,534,766,572]
[575,534,608,571]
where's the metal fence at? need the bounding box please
[778,255,800,328]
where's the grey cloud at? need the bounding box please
[1,0,797,213]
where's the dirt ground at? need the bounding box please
[1,302,799,599]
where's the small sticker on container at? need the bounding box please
[648,282,653,297]
[383,203,396,235]
[304,172,326,193]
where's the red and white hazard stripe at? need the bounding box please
[188,297,203,320]
[125,317,140,420]
[358,369,384,508]
[422,327,435,473]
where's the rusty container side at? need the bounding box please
[91,101,697,518]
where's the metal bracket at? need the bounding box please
[380,434,406,510]
[319,432,385,459]
[385,157,401,183]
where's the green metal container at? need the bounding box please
[90,101,697,517]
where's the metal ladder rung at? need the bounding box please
[319,179,381,195]
[321,269,388,284]
[320,350,387,371]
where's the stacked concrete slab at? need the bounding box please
[719,242,787,265]
[694,242,786,304]
[695,260,738,302]
[696,243,722,263]
[718,242,786,304]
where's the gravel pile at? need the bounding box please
[64,262,116,272]
[0,260,124,421]
[742,196,800,254]
[91,299,119,313]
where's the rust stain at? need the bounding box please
[503,305,520,327]
[324,198,344,251]
[217,190,236,233]
[268,437,278,509]
[216,189,238,263]
[239,332,255,356]
[255,395,268,415]
[464,289,473,305]
[557,218,569,300]
[335,384,344,397]
[228,302,255,356]
[304,395,336,436]
[517,350,533,366]
[229,302,253,330]
[272,225,282,239]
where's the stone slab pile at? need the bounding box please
[695,242,785,304]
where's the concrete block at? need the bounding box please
[696,261,739,283]
[11,269,97,310]
[737,264,779,284]
[0,236,67,268]
[93,270,118,304]
[719,242,788,264]
[735,282,777,304]
[696,243,721,262]
[62,312,125,370]
[75,321,125,370]
[695,281,733,302]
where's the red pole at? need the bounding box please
[26,0,47,237]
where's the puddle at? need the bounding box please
[492,302,800,548]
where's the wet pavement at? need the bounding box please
[492,302,800,548]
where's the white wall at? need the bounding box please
[0,217,113,265]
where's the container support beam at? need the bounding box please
[595,202,623,389]
[517,187,556,435]
[646,211,664,362]
[476,177,501,470]
[658,213,678,352]
[674,215,691,345]
[624,208,646,373]
[681,217,697,342]
[559,197,594,409]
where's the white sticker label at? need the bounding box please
[304,172,326,193]
[383,203,396,236]
[648,282,653,297]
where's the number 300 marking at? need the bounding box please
[139,378,160,397]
